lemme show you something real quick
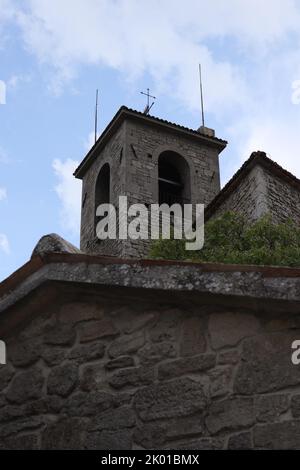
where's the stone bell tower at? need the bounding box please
[74,106,227,258]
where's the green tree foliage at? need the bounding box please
[149,212,300,267]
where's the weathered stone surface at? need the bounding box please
[89,407,136,432]
[108,367,154,389]
[180,317,206,356]
[168,438,224,450]
[149,309,181,343]
[133,413,204,449]
[0,416,45,438]
[42,418,86,450]
[64,391,113,417]
[218,350,239,365]
[255,394,290,423]
[31,233,81,258]
[292,395,300,418]
[41,346,67,366]
[209,366,232,398]
[44,325,76,346]
[138,342,176,366]
[1,433,39,450]
[254,421,300,449]
[134,378,207,422]
[80,364,105,392]
[6,368,44,404]
[0,397,63,423]
[59,302,104,324]
[234,333,300,395]
[209,312,260,350]
[68,341,105,364]
[0,364,14,392]
[228,432,252,450]
[105,356,135,370]
[8,340,40,367]
[79,318,119,343]
[158,354,216,381]
[108,332,145,359]
[111,308,156,334]
[47,363,78,397]
[86,430,132,450]
[206,397,254,435]
[133,423,166,448]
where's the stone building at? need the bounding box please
[74,106,227,258]
[74,106,300,259]
[0,246,300,450]
[0,107,300,450]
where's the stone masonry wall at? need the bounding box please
[211,165,268,222]
[265,170,300,224]
[1,294,300,450]
[80,123,126,257]
[211,164,300,225]
[80,117,222,259]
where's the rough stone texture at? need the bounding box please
[209,312,260,349]
[47,363,78,397]
[77,109,224,258]
[6,368,44,404]
[31,233,81,258]
[134,378,207,421]
[206,397,254,435]
[157,354,216,380]
[255,394,290,423]
[228,432,253,450]
[1,261,300,449]
[254,421,300,450]
[234,333,300,395]
[210,160,300,225]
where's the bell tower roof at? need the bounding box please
[74,105,227,179]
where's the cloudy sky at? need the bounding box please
[0,0,300,280]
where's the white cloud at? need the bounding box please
[7,73,32,89]
[241,116,300,178]
[0,233,10,255]
[52,158,81,234]
[0,187,7,201]
[14,0,284,110]
[2,0,300,179]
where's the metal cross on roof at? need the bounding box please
[140,87,156,115]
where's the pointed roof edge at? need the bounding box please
[74,106,227,179]
[205,151,300,220]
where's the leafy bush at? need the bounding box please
[149,212,300,267]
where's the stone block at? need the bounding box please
[79,318,119,343]
[255,394,290,423]
[6,368,44,404]
[254,421,300,449]
[105,356,135,370]
[209,312,260,350]
[234,333,300,394]
[108,366,155,389]
[47,363,78,397]
[108,332,145,359]
[158,354,216,380]
[134,377,207,422]
[206,397,254,435]
[180,317,206,356]
[228,432,252,450]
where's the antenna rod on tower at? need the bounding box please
[199,64,205,128]
[94,89,99,144]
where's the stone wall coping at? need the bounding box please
[0,252,299,315]
[205,151,300,220]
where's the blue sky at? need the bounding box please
[1,0,300,281]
